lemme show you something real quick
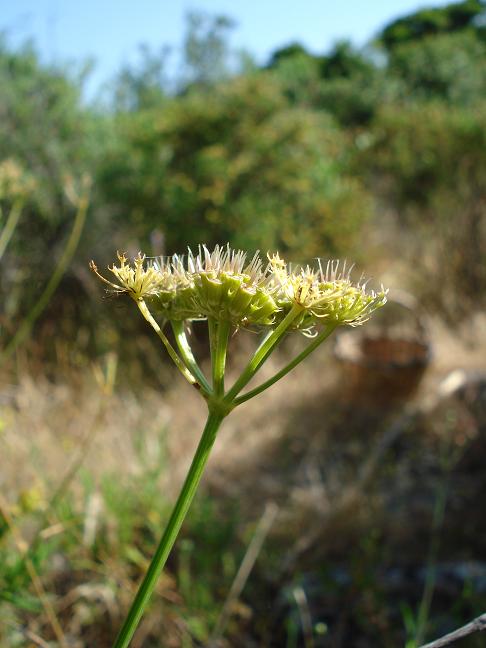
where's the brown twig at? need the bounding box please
[21,627,53,648]
[418,613,486,648]
[2,619,53,648]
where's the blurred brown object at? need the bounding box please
[334,291,430,405]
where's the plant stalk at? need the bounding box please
[137,301,197,387]
[1,192,88,361]
[171,320,212,395]
[208,317,218,381]
[224,303,303,402]
[213,319,231,396]
[113,411,224,648]
[235,323,337,405]
[0,199,23,262]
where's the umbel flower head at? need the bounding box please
[89,252,169,301]
[90,245,387,330]
[269,254,388,331]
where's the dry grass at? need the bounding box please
[2,310,485,524]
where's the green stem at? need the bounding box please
[413,467,449,646]
[171,320,212,395]
[113,411,224,648]
[235,323,337,405]
[213,319,231,396]
[224,303,303,402]
[208,317,218,380]
[137,301,197,387]
[1,193,88,362]
[0,199,23,262]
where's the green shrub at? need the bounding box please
[362,102,486,315]
[101,74,371,261]
[388,31,486,105]
[0,40,110,328]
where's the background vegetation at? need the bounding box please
[0,1,485,646]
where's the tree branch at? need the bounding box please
[418,613,486,648]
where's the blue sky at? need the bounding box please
[2,0,447,96]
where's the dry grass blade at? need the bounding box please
[1,180,90,362]
[0,199,23,261]
[210,501,279,644]
[0,493,68,648]
[20,627,53,648]
[293,585,315,648]
[23,355,116,559]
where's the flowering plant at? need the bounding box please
[91,244,387,646]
